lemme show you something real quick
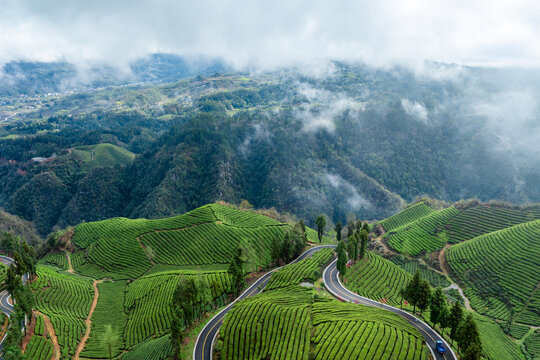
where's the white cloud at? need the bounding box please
[1,0,540,69]
[401,99,428,123]
[325,173,372,209]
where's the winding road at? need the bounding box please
[0,256,14,316]
[194,246,457,360]
[193,245,336,360]
[323,259,457,360]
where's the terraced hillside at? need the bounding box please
[30,203,307,359]
[385,206,459,255]
[219,287,429,360]
[70,203,288,279]
[446,219,540,325]
[446,204,540,243]
[379,201,434,232]
[343,252,411,306]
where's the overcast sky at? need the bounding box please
[2,0,540,69]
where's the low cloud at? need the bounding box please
[294,83,363,132]
[401,99,428,123]
[325,173,372,209]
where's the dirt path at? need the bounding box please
[34,311,60,360]
[65,251,74,273]
[73,279,102,360]
[440,245,472,310]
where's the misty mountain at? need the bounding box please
[0,53,229,96]
[1,62,540,235]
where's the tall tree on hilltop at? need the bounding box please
[334,221,343,241]
[315,215,326,243]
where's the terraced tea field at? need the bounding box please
[384,207,459,255]
[218,286,429,360]
[71,203,288,279]
[311,301,429,360]
[266,248,334,290]
[446,219,540,324]
[343,252,411,306]
[379,201,434,232]
[446,204,540,243]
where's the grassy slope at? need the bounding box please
[69,143,135,171]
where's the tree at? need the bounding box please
[334,222,343,241]
[3,265,21,296]
[13,252,26,276]
[417,279,431,315]
[458,314,482,357]
[362,222,370,233]
[449,301,463,343]
[171,306,185,360]
[439,304,450,335]
[196,272,212,313]
[359,230,368,259]
[174,278,197,326]
[347,235,358,263]
[346,221,355,237]
[337,248,348,276]
[228,247,246,296]
[279,232,291,262]
[429,287,446,327]
[404,270,421,313]
[315,215,326,243]
[100,325,119,360]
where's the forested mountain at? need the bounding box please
[2,61,540,235]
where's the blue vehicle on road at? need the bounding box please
[436,340,446,354]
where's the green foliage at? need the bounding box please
[38,252,68,270]
[315,215,326,243]
[524,330,540,359]
[343,251,411,306]
[446,219,540,324]
[266,248,333,290]
[336,247,348,276]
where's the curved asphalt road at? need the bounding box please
[323,259,457,360]
[193,245,336,360]
[0,256,14,316]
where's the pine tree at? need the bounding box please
[458,314,482,356]
[430,287,446,326]
[271,236,281,265]
[405,270,422,313]
[337,248,348,276]
[315,215,326,243]
[334,222,343,241]
[449,301,463,344]
[228,247,245,296]
[359,230,368,259]
[417,279,431,315]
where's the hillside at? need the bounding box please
[30,203,305,359]
[69,203,288,279]
[3,64,540,236]
[446,219,540,325]
[380,200,540,256]
[68,143,135,171]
